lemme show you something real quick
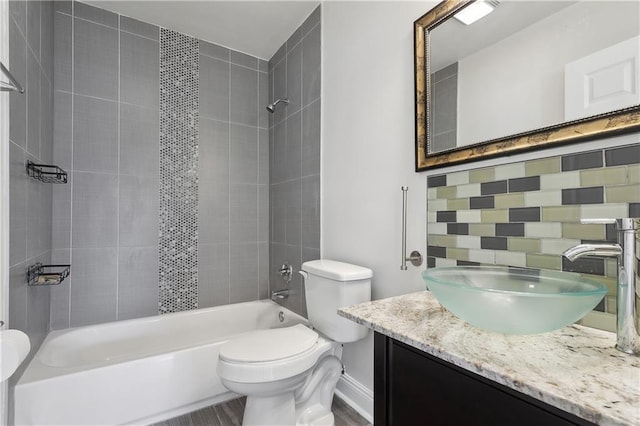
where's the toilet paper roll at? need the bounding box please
[0,329,31,382]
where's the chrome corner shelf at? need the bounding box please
[27,263,71,286]
[0,61,25,93]
[26,161,68,184]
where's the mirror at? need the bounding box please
[415,0,640,171]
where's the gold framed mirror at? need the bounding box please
[415,0,640,171]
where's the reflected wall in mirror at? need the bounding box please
[415,0,640,171]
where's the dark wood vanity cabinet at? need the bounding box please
[374,333,595,426]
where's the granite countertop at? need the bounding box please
[338,291,640,426]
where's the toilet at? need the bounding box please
[217,259,372,426]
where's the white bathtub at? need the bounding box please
[14,300,307,425]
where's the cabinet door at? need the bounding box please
[374,333,592,426]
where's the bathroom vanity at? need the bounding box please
[339,292,640,426]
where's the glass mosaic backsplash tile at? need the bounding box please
[426,142,640,320]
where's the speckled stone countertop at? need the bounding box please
[338,291,640,426]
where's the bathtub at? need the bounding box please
[14,300,307,425]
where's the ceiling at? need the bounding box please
[87,1,320,60]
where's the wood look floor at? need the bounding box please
[152,396,371,426]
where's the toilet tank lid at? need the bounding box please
[302,260,373,281]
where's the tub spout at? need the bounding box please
[562,218,639,355]
[271,289,289,301]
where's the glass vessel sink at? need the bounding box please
[422,266,607,335]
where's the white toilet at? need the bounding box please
[217,259,372,426]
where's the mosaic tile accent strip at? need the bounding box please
[159,29,199,313]
[427,142,640,317]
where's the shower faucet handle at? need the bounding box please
[279,263,293,283]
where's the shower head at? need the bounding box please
[266,98,289,113]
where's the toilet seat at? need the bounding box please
[220,324,318,363]
[217,324,333,384]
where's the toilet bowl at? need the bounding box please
[217,260,372,426]
[218,324,341,425]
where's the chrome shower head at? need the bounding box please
[266,98,289,113]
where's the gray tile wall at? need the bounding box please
[430,62,458,153]
[50,1,270,327]
[269,6,321,317]
[50,2,160,328]
[197,36,270,309]
[8,0,54,364]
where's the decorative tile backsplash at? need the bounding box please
[427,142,640,317]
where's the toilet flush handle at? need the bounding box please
[299,270,308,280]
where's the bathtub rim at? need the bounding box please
[17,299,308,385]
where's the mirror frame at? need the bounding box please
[414,0,640,172]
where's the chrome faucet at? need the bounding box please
[271,289,290,301]
[563,218,639,355]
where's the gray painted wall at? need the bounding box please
[8,0,54,359]
[269,6,321,317]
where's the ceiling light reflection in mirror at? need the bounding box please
[453,0,499,25]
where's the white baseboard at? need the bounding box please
[335,373,373,424]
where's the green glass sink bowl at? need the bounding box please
[422,266,607,335]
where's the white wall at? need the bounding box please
[321,1,638,417]
[321,0,436,409]
[1,1,10,422]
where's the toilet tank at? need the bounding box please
[301,260,372,343]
